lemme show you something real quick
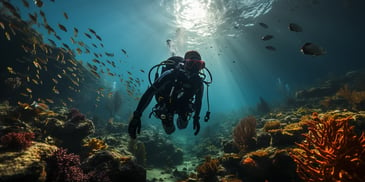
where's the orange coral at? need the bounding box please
[232,116,257,151]
[82,138,107,155]
[263,120,281,132]
[290,113,365,182]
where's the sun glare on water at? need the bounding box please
[173,0,218,37]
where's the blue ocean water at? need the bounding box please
[5,0,365,138]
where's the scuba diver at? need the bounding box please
[128,50,212,139]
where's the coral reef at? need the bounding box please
[335,84,365,110]
[290,112,365,182]
[232,116,257,152]
[0,142,58,181]
[128,139,147,166]
[263,120,281,132]
[82,150,146,182]
[46,148,89,182]
[139,132,184,168]
[0,132,35,150]
[196,156,221,182]
[43,108,95,153]
[82,138,108,156]
[68,108,86,123]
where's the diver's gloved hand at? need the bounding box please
[193,116,200,136]
[128,111,141,139]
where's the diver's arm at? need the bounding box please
[134,70,174,115]
[134,86,155,115]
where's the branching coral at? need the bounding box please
[83,138,108,156]
[0,132,35,150]
[290,112,365,182]
[46,148,88,182]
[196,156,220,182]
[232,116,257,151]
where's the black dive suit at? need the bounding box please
[130,67,204,137]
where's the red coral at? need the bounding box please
[290,113,365,182]
[0,132,35,150]
[46,148,88,182]
[232,116,257,151]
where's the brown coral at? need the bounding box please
[232,116,257,152]
[336,84,365,110]
[290,113,365,182]
[196,156,220,182]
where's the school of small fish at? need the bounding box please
[1,0,144,107]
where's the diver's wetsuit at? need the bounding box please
[134,68,204,122]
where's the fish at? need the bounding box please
[261,35,274,41]
[95,35,102,41]
[28,13,38,23]
[73,27,79,37]
[84,33,92,39]
[52,78,58,84]
[258,22,268,28]
[62,43,70,50]
[88,28,96,34]
[39,10,46,19]
[34,0,44,7]
[7,67,16,74]
[76,48,82,54]
[47,39,56,46]
[5,32,11,40]
[52,86,60,94]
[22,0,30,8]
[0,22,5,29]
[58,24,67,32]
[265,45,276,51]
[288,23,302,32]
[300,42,326,56]
[121,49,127,55]
[33,60,41,68]
[70,37,76,44]
[105,52,114,57]
[44,24,55,34]
[63,12,69,20]
[46,98,54,104]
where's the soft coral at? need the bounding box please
[0,132,35,150]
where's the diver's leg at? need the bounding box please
[161,113,175,134]
[177,112,189,129]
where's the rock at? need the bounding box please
[0,142,58,181]
[82,150,146,182]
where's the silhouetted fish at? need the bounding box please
[265,46,276,51]
[261,35,274,41]
[259,22,268,28]
[58,24,67,32]
[300,42,326,56]
[34,0,44,7]
[289,23,303,32]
